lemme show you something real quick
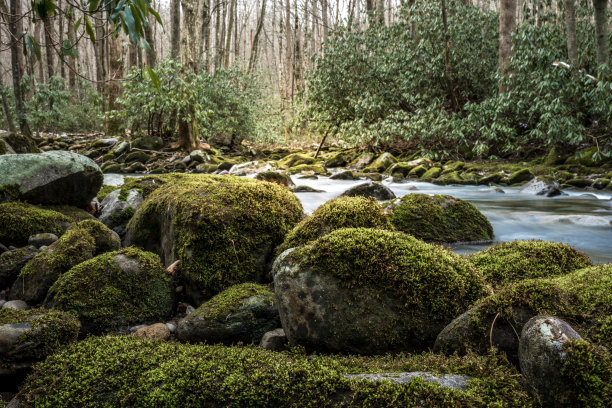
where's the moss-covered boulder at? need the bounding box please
[98,188,144,234]
[255,171,294,188]
[340,181,396,201]
[44,248,174,334]
[177,283,279,345]
[592,178,611,190]
[0,202,71,247]
[421,167,442,180]
[0,308,79,381]
[507,169,534,185]
[468,240,592,289]
[388,162,417,177]
[0,133,40,154]
[408,165,427,178]
[14,336,534,407]
[0,151,103,207]
[324,152,349,167]
[363,152,397,173]
[279,153,315,168]
[434,265,612,362]
[385,194,493,243]
[433,171,469,185]
[277,196,393,254]
[273,228,487,354]
[42,205,95,222]
[564,178,593,188]
[10,220,120,304]
[288,163,327,175]
[125,174,303,304]
[349,151,375,169]
[0,246,38,289]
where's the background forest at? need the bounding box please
[0,0,611,160]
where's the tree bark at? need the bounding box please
[223,0,236,68]
[170,0,181,59]
[441,0,457,110]
[563,0,578,67]
[105,29,124,135]
[43,18,55,79]
[498,0,517,93]
[248,0,267,73]
[593,0,609,69]
[144,16,157,67]
[9,0,31,135]
[66,9,76,92]
[321,0,329,41]
[1,87,16,133]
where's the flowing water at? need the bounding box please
[104,173,612,263]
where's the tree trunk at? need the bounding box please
[105,29,124,135]
[498,0,517,93]
[321,0,329,41]
[441,0,457,110]
[223,0,236,68]
[144,17,157,67]
[593,0,609,69]
[34,20,44,83]
[376,0,385,25]
[199,0,211,71]
[9,0,31,135]
[248,0,267,73]
[58,0,65,79]
[66,9,76,92]
[563,0,578,67]
[43,18,55,79]
[1,87,16,133]
[170,0,181,59]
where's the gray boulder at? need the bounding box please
[0,151,103,207]
[340,181,396,201]
[519,178,563,197]
[28,233,58,248]
[99,188,144,234]
[344,372,472,391]
[177,283,279,345]
[260,328,287,351]
[2,300,28,310]
[518,316,582,407]
[0,247,38,288]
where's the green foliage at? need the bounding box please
[17,336,534,407]
[111,59,277,147]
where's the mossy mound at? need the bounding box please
[277,196,393,254]
[125,174,303,304]
[44,247,174,334]
[0,202,71,247]
[468,240,592,289]
[435,265,612,360]
[363,152,397,173]
[11,220,121,304]
[42,205,95,222]
[507,169,534,185]
[279,153,315,168]
[0,133,40,154]
[177,283,279,345]
[421,167,442,180]
[275,228,487,353]
[324,152,348,167]
[15,336,534,407]
[0,308,79,367]
[288,163,327,175]
[385,194,493,243]
[255,171,293,187]
[566,147,609,167]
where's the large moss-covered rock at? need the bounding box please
[279,153,315,168]
[468,240,592,289]
[363,152,397,173]
[507,169,534,185]
[177,283,279,345]
[0,132,40,154]
[385,194,493,243]
[434,265,612,362]
[44,248,173,334]
[0,308,79,381]
[14,336,534,407]
[340,181,396,201]
[0,151,102,206]
[273,228,487,354]
[0,246,37,289]
[124,174,303,304]
[10,220,120,304]
[277,196,393,254]
[566,147,609,167]
[0,202,71,247]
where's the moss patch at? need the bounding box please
[16,336,534,407]
[278,196,393,253]
[0,202,71,246]
[97,185,119,202]
[468,240,592,289]
[42,205,95,222]
[386,194,493,243]
[193,283,274,321]
[507,169,534,185]
[44,247,174,334]
[279,153,315,168]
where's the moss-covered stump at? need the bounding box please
[0,202,71,247]
[44,248,173,334]
[434,265,612,362]
[0,246,38,289]
[177,283,279,345]
[10,220,121,304]
[385,194,493,243]
[0,151,103,207]
[125,174,303,304]
[0,308,79,384]
[15,336,534,407]
[273,228,487,354]
[468,240,592,289]
[277,196,393,254]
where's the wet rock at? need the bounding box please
[99,188,144,232]
[2,300,28,310]
[293,185,325,193]
[340,181,396,200]
[255,171,295,188]
[329,170,357,180]
[189,150,210,163]
[518,178,563,197]
[134,323,171,341]
[518,316,582,406]
[177,283,279,345]
[507,169,534,185]
[324,152,348,168]
[564,178,593,188]
[0,151,103,207]
[344,372,472,391]
[27,233,58,248]
[0,247,38,288]
[260,328,287,351]
[363,152,397,173]
[349,152,375,169]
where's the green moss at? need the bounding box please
[0,133,40,153]
[290,228,487,328]
[0,140,7,155]
[324,152,348,167]
[566,147,606,167]
[0,202,71,246]
[507,169,534,185]
[544,146,566,165]
[554,170,573,181]
[564,178,593,188]
[388,162,416,177]
[0,183,20,202]
[472,265,612,349]
[102,152,115,162]
[44,247,174,334]
[42,205,95,221]
[193,283,274,320]
[126,174,303,303]
[279,153,316,168]
[478,173,504,185]
[408,165,427,177]
[0,308,79,365]
[16,336,534,407]
[97,185,119,202]
[421,167,442,180]
[289,163,327,174]
[433,171,468,185]
[468,240,592,289]
[278,196,393,254]
[110,206,135,224]
[559,340,612,407]
[102,163,122,173]
[592,178,610,189]
[255,171,293,187]
[363,153,397,173]
[386,194,493,243]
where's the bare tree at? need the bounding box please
[563,0,578,67]
[248,0,267,73]
[592,0,609,70]
[498,0,517,93]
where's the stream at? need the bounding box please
[104,173,612,264]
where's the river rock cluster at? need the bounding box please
[0,132,610,407]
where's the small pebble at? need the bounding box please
[2,300,28,310]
